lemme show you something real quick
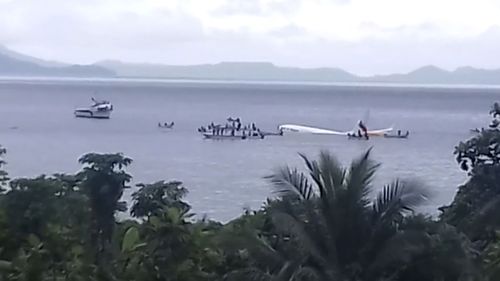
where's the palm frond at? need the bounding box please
[249,235,288,272]
[345,149,380,208]
[317,150,346,201]
[299,153,323,197]
[224,267,272,281]
[300,152,337,214]
[217,226,286,272]
[301,151,346,268]
[291,266,325,281]
[367,229,431,277]
[372,179,429,223]
[273,261,297,281]
[267,167,315,201]
[272,261,324,281]
[271,212,327,266]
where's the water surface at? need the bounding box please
[0,79,495,221]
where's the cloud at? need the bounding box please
[212,0,264,16]
[211,0,303,17]
[269,24,307,38]
[1,0,500,73]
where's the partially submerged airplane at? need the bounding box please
[278,124,393,136]
[278,112,393,137]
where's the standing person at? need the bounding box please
[358,120,369,140]
[358,120,368,134]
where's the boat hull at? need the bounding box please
[203,133,264,140]
[383,135,409,139]
[74,110,111,119]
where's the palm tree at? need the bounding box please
[263,149,430,281]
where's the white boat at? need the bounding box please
[383,131,409,139]
[74,98,113,119]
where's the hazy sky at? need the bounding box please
[1,0,500,75]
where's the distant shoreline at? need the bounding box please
[1,75,500,90]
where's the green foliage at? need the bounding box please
[395,216,478,281]
[442,102,500,243]
[483,232,500,280]
[131,180,190,218]
[121,227,141,253]
[0,146,8,189]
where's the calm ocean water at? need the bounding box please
[0,78,497,221]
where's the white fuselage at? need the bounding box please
[74,103,113,119]
[278,124,393,136]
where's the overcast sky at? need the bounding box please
[1,0,499,75]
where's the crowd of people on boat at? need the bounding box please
[198,117,265,138]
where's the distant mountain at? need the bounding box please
[96,61,358,82]
[0,45,67,68]
[99,60,500,84]
[0,46,115,77]
[1,45,500,84]
[370,65,500,84]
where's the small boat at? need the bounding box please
[384,131,409,139]
[74,98,113,119]
[470,128,480,134]
[158,122,175,129]
[347,134,369,140]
